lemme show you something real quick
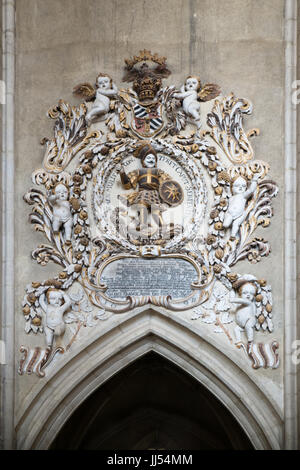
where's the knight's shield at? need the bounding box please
[159,180,184,207]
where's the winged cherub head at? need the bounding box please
[185,76,201,92]
[96,73,113,90]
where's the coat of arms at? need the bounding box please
[19,51,279,377]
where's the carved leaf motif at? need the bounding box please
[32,244,66,267]
[207,93,258,164]
[159,87,186,135]
[42,100,99,172]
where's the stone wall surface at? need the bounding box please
[1,0,296,449]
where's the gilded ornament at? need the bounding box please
[217,171,230,182]
[258,314,265,325]
[74,264,82,273]
[227,273,238,282]
[214,186,223,195]
[210,209,219,219]
[81,237,89,246]
[73,175,83,185]
[59,272,68,279]
[73,187,82,196]
[32,317,42,326]
[70,197,81,211]
[28,293,37,304]
[208,162,217,171]
[74,224,82,234]
[213,264,222,274]
[207,147,217,155]
[79,210,88,220]
[215,248,224,260]
[32,282,41,288]
[214,222,223,231]
[207,234,216,245]
[23,305,30,315]
[101,146,109,155]
[255,294,263,302]
[219,198,227,207]
[45,279,63,288]
[266,304,272,313]
[83,164,92,174]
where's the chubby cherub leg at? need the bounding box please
[223,213,233,230]
[52,217,61,235]
[244,317,256,344]
[189,104,201,127]
[64,218,73,245]
[86,105,106,125]
[44,326,54,348]
[231,214,246,238]
[202,309,216,324]
[234,324,244,345]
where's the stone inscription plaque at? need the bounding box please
[101,257,198,300]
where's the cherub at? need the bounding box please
[194,282,232,324]
[49,183,73,244]
[73,73,118,125]
[39,290,71,348]
[230,282,257,346]
[223,174,259,238]
[174,76,220,128]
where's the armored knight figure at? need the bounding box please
[118,144,183,238]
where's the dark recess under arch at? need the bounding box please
[50,352,253,450]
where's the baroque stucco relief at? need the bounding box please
[18,51,279,378]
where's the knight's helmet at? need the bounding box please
[133,143,158,167]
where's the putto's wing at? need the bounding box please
[198,83,221,102]
[73,82,96,101]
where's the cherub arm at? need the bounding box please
[174,88,191,99]
[61,293,71,313]
[231,297,252,306]
[98,84,118,97]
[48,194,58,206]
[244,173,259,199]
[39,293,48,313]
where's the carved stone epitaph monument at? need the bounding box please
[18,50,279,379]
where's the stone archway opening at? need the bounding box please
[50,352,253,450]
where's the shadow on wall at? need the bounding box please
[50,352,253,450]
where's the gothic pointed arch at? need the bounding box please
[16,308,281,450]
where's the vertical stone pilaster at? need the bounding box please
[1,0,15,450]
[284,0,298,450]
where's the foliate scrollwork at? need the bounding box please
[42,99,100,172]
[206,93,260,164]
